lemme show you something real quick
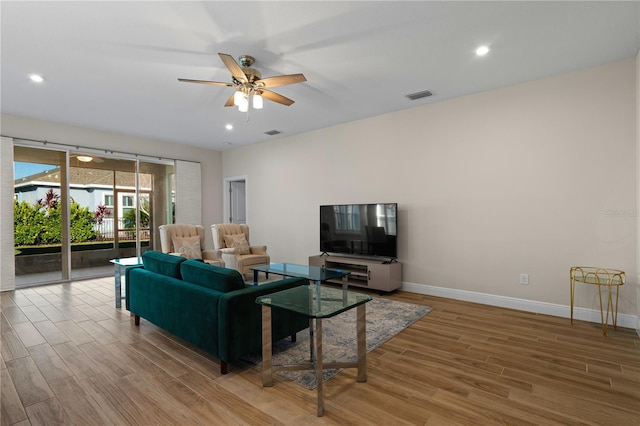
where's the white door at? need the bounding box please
[229,180,246,224]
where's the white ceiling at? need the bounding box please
[2,1,639,151]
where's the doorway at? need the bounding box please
[224,176,247,224]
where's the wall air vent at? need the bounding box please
[264,130,281,136]
[406,90,433,101]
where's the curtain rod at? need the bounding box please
[2,134,190,165]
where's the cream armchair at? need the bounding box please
[159,224,223,266]
[211,224,270,276]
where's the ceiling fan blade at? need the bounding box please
[224,93,235,107]
[261,89,295,106]
[177,78,233,87]
[218,53,247,83]
[256,74,306,88]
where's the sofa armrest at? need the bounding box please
[249,245,268,255]
[128,268,223,357]
[124,265,145,311]
[217,277,309,363]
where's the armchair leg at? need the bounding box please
[220,361,228,375]
[134,315,140,326]
[291,333,297,343]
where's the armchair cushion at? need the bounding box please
[180,259,246,293]
[173,235,202,259]
[224,234,250,255]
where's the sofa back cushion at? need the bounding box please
[142,250,186,279]
[181,259,246,293]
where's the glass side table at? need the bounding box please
[110,257,143,308]
[256,285,372,416]
[251,262,350,289]
[570,266,625,336]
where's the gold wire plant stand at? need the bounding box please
[570,266,625,336]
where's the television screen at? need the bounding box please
[320,203,397,259]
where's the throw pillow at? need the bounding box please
[224,234,250,255]
[173,236,202,259]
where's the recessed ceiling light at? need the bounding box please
[225,124,233,130]
[29,74,44,83]
[475,46,490,56]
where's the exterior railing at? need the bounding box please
[95,218,150,241]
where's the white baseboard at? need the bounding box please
[401,281,639,331]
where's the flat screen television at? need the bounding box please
[320,203,398,259]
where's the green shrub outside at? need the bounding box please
[71,203,97,242]
[14,199,97,246]
[14,200,46,245]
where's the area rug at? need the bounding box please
[244,297,431,390]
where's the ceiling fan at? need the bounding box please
[178,53,307,111]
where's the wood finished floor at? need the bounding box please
[1,277,639,425]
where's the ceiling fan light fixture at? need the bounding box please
[233,90,244,106]
[238,95,249,112]
[252,93,263,110]
[76,155,93,163]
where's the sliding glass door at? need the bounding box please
[14,145,175,287]
[14,146,66,285]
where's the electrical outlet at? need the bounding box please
[520,274,529,285]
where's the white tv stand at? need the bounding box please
[309,254,402,293]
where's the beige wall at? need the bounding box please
[223,59,637,318]
[1,113,224,248]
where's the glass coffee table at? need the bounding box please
[250,263,350,289]
[256,285,372,416]
[110,257,143,308]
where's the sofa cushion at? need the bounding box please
[181,259,246,293]
[173,235,202,259]
[142,250,186,279]
[224,234,250,255]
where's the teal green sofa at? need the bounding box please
[125,251,308,374]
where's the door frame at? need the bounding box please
[223,175,248,224]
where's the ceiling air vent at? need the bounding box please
[264,130,281,136]
[406,90,433,101]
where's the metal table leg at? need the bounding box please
[114,264,123,308]
[315,317,324,416]
[261,305,273,387]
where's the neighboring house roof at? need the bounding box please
[14,167,152,190]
